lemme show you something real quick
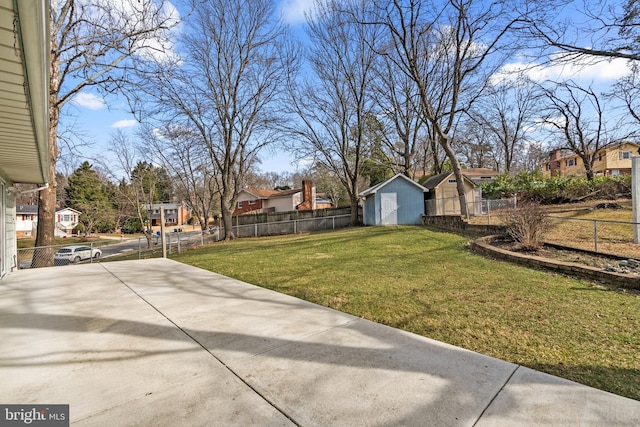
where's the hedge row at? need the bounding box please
[480,171,632,204]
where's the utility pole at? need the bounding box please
[160,204,167,257]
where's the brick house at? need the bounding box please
[234,180,318,215]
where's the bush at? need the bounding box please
[121,217,144,234]
[501,201,548,251]
[481,172,632,204]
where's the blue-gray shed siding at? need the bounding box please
[364,177,425,225]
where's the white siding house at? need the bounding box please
[0,0,50,279]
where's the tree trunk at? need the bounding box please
[440,135,468,218]
[32,108,59,268]
[349,195,360,226]
[219,185,235,240]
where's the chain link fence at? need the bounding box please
[17,242,102,270]
[425,197,517,223]
[545,216,640,259]
[18,214,355,268]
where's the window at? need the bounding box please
[61,214,73,222]
[545,164,551,171]
[248,200,256,205]
[448,179,456,183]
[237,201,243,209]
[566,158,576,167]
[620,151,632,160]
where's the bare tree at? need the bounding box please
[373,49,428,178]
[374,0,527,216]
[130,0,293,239]
[523,0,640,62]
[468,77,541,172]
[453,120,496,170]
[140,125,220,232]
[284,0,381,225]
[33,0,175,266]
[103,131,156,248]
[611,63,640,127]
[540,81,619,180]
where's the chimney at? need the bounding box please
[297,180,315,211]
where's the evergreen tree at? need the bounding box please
[65,162,115,234]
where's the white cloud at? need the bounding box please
[73,92,105,110]
[133,1,182,63]
[280,0,316,24]
[111,119,138,129]
[493,53,632,85]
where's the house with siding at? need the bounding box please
[541,142,640,178]
[143,202,191,227]
[0,0,49,279]
[15,205,81,238]
[360,174,428,226]
[234,180,318,215]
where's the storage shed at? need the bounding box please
[422,171,479,216]
[360,174,428,226]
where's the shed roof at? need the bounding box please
[422,171,476,190]
[360,174,428,197]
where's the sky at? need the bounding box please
[68,0,316,177]
[65,0,634,177]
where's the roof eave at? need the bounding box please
[14,0,50,184]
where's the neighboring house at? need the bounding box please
[234,180,318,215]
[360,174,428,226]
[55,207,81,236]
[0,0,49,279]
[15,206,80,238]
[422,171,480,216]
[541,142,640,178]
[461,168,500,185]
[144,202,191,227]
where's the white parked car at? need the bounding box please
[54,246,102,265]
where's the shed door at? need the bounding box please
[443,189,459,215]
[380,193,398,225]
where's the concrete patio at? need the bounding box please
[1,258,639,426]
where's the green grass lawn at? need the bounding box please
[170,226,640,401]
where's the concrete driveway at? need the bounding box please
[1,259,638,426]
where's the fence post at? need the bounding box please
[594,220,598,253]
[487,200,491,225]
[255,223,257,237]
[332,216,335,230]
[294,220,297,234]
[177,232,181,253]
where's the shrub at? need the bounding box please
[121,217,144,234]
[481,172,632,204]
[501,201,548,251]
